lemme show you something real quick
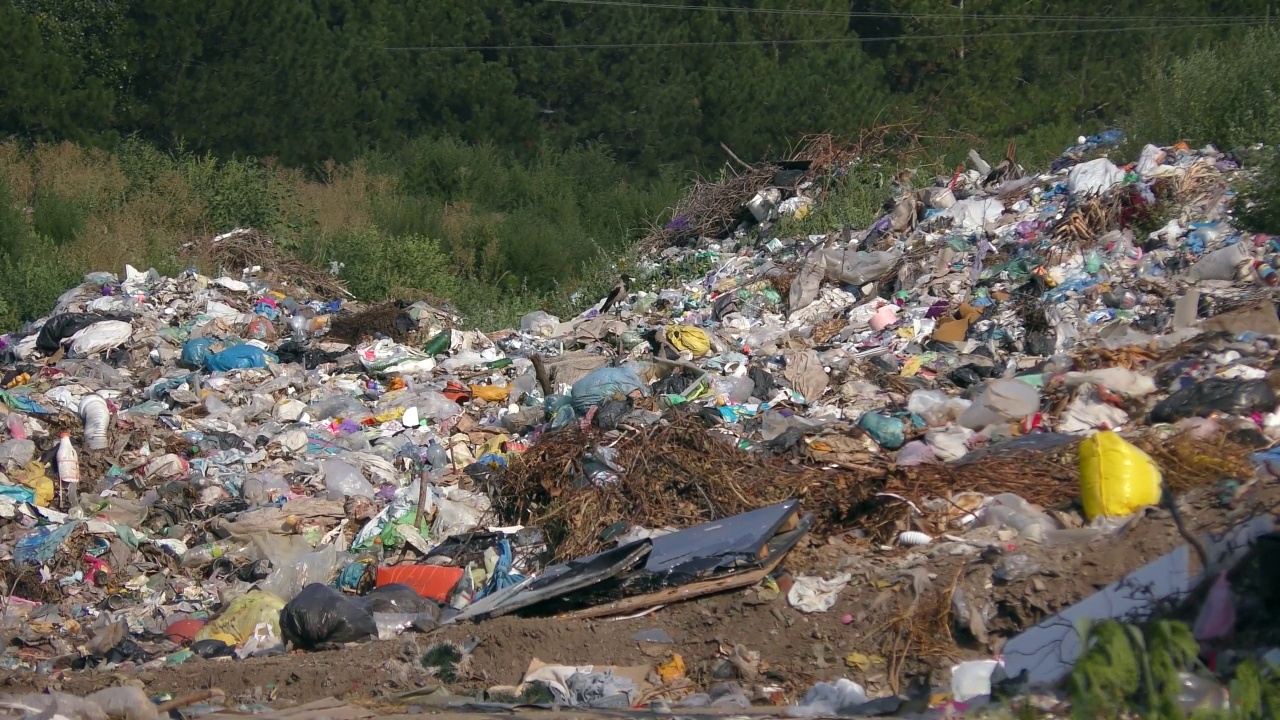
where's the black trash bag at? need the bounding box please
[356,583,436,614]
[1150,378,1277,423]
[274,340,345,369]
[190,639,235,659]
[651,372,688,396]
[594,398,632,430]
[280,583,377,650]
[36,313,109,352]
[749,367,775,399]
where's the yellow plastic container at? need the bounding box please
[1078,431,1163,520]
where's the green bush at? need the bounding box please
[378,136,682,291]
[180,153,283,234]
[783,162,889,238]
[0,177,29,258]
[0,236,80,326]
[32,189,86,245]
[1127,26,1280,151]
[1236,151,1280,235]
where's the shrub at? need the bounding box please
[1127,26,1280,150]
[0,177,28,258]
[32,188,85,245]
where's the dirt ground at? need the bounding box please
[2,479,1275,710]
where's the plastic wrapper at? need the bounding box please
[280,583,377,650]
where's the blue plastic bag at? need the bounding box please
[205,345,278,372]
[181,338,220,368]
[570,366,646,413]
[858,412,906,450]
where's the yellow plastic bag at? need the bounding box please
[469,384,511,402]
[195,590,286,645]
[667,325,711,357]
[13,461,54,507]
[1078,431,1163,520]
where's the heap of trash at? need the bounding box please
[1,131,1279,718]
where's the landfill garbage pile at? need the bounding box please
[1,133,1279,717]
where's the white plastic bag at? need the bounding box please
[941,198,1004,230]
[519,311,560,337]
[957,379,1040,430]
[259,544,341,602]
[321,458,375,499]
[68,320,132,357]
[1067,158,1124,197]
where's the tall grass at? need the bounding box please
[0,136,683,331]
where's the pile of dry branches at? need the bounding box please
[189,229,351,300]
[492,415,887,561]
[640,166,778,252]
[328,301,416,344]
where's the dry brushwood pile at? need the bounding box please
[493,412,1260,561]
[188,228,351,300]
[493,414,886,561]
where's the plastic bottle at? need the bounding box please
[181,542,226,567]
[423,439,449,470]
[57,432,80,506]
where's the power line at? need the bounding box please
[545,0,1273,23]
[383,19,1271,51]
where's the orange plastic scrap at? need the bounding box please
[657,653,686,683]
[469,384,511,402]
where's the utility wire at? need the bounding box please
[384,19,1271,51]
[545,0,1273,23]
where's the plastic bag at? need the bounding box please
[259,544,342,602]
[1067,158,1125,197]
[958,379,1040,430]
[941,198,1004,231]
[1077,431,1163,520]
[431,487,492,540]
[666,325,711,357]
[69,320,132,357]
[280,583,377,650]
[820,248,904,286]
[321,458,375,499]
[180,337,221,368]
[1189,242,1250,281]
[570,366,647,413]
[858,412,905,450]
[789,256,824,312]
[787,679,869,717]
[1150,378,1277,423]
[194,590,286,646]
[84,686,159,720]
[906,389,957,426]
[357,338,435,375]
[205,344,277,372]
[36,313,108,353]
[519,311,560,337]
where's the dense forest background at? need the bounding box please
[1,0,1278,329]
